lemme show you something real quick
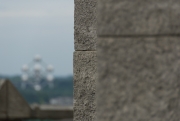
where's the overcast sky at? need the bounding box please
[0,0,74,76]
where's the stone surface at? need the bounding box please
[8,81,31,118]
[74,51,97,121]
[98,0,180,35]
[31,105,73,119]
[170,0,180,33]
[0,80,7,119]
[0,80,31,119]
[97,37,180,121]
[74,0,97,50]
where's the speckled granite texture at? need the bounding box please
[73,51,97,121]
[96,37,180,121]
[74,0,97,120]
[98,0,180,35]
[74,0,97,50]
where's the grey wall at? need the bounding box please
[74,0,97,120]
[96,0,180,121]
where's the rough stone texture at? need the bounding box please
[74,0,97,50]
[74,51,97,121]
[74,0,97,120]
[0,80,7,119]
[98,0,180,35]
[97,37,180,121]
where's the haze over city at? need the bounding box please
[0,0,74,76]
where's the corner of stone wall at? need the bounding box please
[74,0,97,120]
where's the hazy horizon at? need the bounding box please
[0,0,74,76]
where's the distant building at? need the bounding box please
[49,97,73,106]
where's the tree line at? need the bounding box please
[0,75,73,104]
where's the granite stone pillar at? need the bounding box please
[74,0,97,121]
[97,0,180,121]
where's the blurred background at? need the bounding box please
[0,0,73,106]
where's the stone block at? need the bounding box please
[0,80,7,119]
[74,0,97,50]
[97,37,180,121]
[98,0,180,35]
[32,105,73,119]
[170,0,180,33]
[8,81,31,118]
[74,51,97,121]
[0,80,31,119]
